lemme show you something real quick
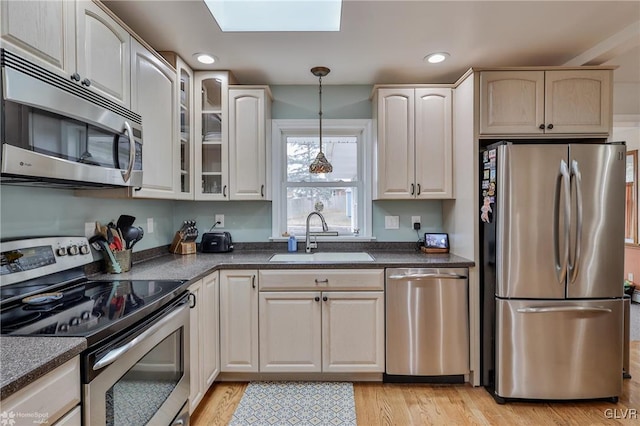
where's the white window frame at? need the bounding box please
[271,119,373,241]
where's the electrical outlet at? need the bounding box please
[385,216,399,229]
[215,214,225,228]
[411,216,421,229]
[147,217,154,234]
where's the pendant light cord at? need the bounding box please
[318,74,323,153]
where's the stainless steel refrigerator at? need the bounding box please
[480,141,625,403]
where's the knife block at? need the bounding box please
[169,232,197,255]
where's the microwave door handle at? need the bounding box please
[568,160,583,284]
[120,121,135,183]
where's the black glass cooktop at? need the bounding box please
[0,279,186,346]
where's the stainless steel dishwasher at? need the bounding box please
[385,268,469,379]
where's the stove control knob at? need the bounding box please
[57,247,68,256]
[79,244,90,255]
[58,324,69,332]
[81,311,91,321]
[69,317,81,326]
[67,245,79,256]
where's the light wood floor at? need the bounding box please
[192,342,640,425]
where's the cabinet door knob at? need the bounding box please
[322,296,328,302]
[539,124,545,130]
[547,124,554,130]
[81,78,91,87]
[315,296,320,302]
[71,73,81,82]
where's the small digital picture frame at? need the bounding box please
[424,233,449,249]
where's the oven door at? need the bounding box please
[84,294,190,425]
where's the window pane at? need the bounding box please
[286,136,357,182]
[287,187,358,236]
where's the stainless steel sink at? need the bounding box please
[269,252,375,262]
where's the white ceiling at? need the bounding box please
[103,0,640,113]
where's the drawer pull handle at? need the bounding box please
[314,278,329,284]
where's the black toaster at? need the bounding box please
[200,232,233,253]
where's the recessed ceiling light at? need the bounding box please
[424,52,450,64]
[204,0,342,32]
[194,53,216,64]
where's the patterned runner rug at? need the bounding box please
[229,381,357,426]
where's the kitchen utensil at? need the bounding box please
[117,215,136,230]
[121,226,138,250]
[129,226,144,250]
[90,235,122,273]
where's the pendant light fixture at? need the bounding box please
[309,66,333,174]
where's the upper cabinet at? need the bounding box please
[1,0,131,108]
[1,0,75,76]
[75,0,130,107]
[228,86,272,201]
[373,87,453,200]
[195,72,233,200]
[130,39,178,199]
[479,69,612,136]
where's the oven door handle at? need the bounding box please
[93,302,186,371]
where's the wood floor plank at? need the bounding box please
[191,342,640,425]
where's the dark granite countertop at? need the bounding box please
[0,336,86,400]
[90,248,474,283]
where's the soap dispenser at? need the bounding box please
[287,234,297,252]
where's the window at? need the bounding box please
[271,119,372,239]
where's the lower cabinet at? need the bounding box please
[258,269,385,374]
[259,291,385,373]
[220,270,259,372]
[188,271,220,413]
[1,356,81,425]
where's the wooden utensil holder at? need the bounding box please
[170,232,197,255]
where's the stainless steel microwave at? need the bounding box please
[0,49,143,188]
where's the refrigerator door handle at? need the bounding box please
[554,160,571,284]
[568,160,583,284]
[516,306,612,314]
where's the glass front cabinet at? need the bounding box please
[195,71,236,200]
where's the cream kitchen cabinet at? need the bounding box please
[228,86,272,200]
[1,0,131,108]
[130,38,179,199]
[75,0,130,107]
[258,269,385,373]
[479,69,612,136]
[160,52,195,200]
[373,87,453,199]
[220,269,259,372]
[195,71,236,200]
[1,357,81,426]
[188,271,220,413]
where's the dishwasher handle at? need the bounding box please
[388,273,467,280]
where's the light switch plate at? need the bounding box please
[84,222,94,239]
[411,216,421,227]
[385,216,399,229]
[215,214,225,228]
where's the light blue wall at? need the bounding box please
[0,85,444,246]
[0,186,174,251]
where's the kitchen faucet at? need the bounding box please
[305,211,329,253]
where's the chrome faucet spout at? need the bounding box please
[305,211,329,253]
